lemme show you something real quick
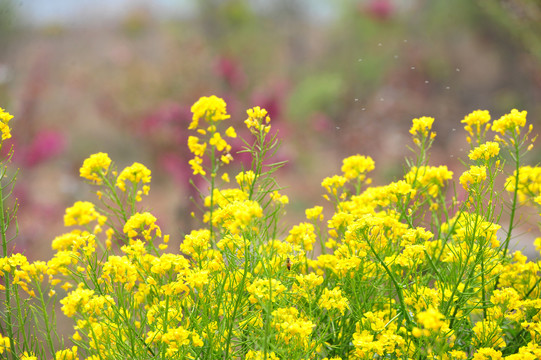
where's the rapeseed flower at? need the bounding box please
[180,229,211,257]
[321,175,347,195]
[123,212,161,241]
[212,199,263,235]
[0,334,11,354]
[20,352,37,360]
[64,201,106,227]
[115,162,151,193]
[189,95,230,130]
[410,116,435,138]
[341,154,375,181]
[473,320,506,348]
[247,278,287,304]
[492,109,527,135]
[0,106,13,140]
[286,222,317,251]
[209,132,231,152]
[319,286,349,314]
[462,110,491,142]
[505,166,541,204]
[187,135,206,157]
[101,255,139,290]
[188,156,205,176]
[306,205,324,221]
[246,350,280,360]
[55,346,79,360]
[459,165,487,190]
[271,307,315,347]
[245,106,271,134]
[472,347,503,360]
[79,152,112,184]
[236,170,256,190]
[405,165,453,197]
[269,190,289,204]
[469,141,500,161]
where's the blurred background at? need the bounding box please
[0,0,540,260]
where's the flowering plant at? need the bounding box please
[1,98,540,360]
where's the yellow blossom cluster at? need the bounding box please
[115,162,151,200]
[469,141,500,161]
[462,109,491,142]
[79,152,112,184]
[245,106,271,134]
[459,165,487,190]
[64,201,107,228]
[187,95,237,176]
[0,106,13,141]
[409,116,435,138]
[271,307,315,348]
[404,165,454,197]
[2,99,541,359]
[491,109,527,135]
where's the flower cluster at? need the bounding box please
[1,101,541,360]
[0,106,13,141]
[187,95,237,176]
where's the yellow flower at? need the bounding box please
[212,200,263,235]
[235,170,256,190]
[286,222,317,251]
[417,307,446,332]
[180,229,211,257]
[306,205,324,221]
[271,307,315,347]
[319,287,350,314]
[187,135,207,157]
[246,350,280,360]
[221,172,230,183]
[123,212,161,241]
[247,278,287,304]
[20,352,38,360]
[64,201,106,227]
[473,320,506,348]
[0,333,12,354]
[492,109,527,135]
[245,106,271,133]
[225,126,237,138]
[116,162,151,192]
[0,106,13,140]
[409,116,435,137]
[404,166,453,196]
[459,165,487,190]
[505,166,541,204]
[209,132,231,152]
[270,190,289,205]
[293,273,324,299]
[55,346,79,360]
[341,154,375,181]
[189,95,230,130]
[189,156,206,176]
[469,141,500,161]
[462,110,491,140]
[321,175,347,195]
[472,347,503,360]
[79,153,112,184]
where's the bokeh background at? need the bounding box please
[0,0,540,260]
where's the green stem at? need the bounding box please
[363,231,413,330]
[0,180,16,360]
[35,278,57,357]
[502,143,521,258]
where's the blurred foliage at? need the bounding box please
[287,73,344,123]
[477,0,541,61]
[0,0,15,38]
